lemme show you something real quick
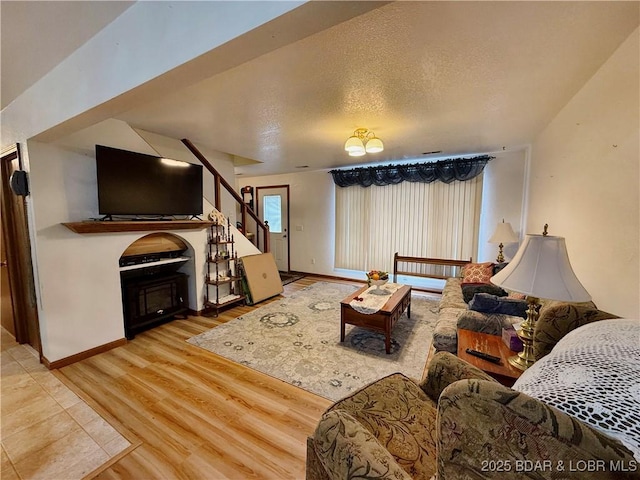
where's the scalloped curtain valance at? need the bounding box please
[329,155,493,188]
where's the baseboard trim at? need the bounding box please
[42,338,128,369]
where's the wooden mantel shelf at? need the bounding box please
[62,220,215,234]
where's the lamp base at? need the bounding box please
[507,296,540,371]
[508,351,536,371]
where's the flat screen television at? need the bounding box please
[96,145,203,218]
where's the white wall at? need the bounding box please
[27,123,260,362]
[27,141,210,362]
[238,154,526,281]
[527,28,639,318]
[239,170,337,275]
[477,149,528,263]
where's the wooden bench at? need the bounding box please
[392,252,472,293]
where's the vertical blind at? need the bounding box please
[335,175,483,273]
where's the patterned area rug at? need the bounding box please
[188,282,440,401]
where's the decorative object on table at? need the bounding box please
[348,283,404,315]
[490,224,591,371]
[366,270,389,295]
[502,327,524,352]
[488,219,519,263]
[344,128,384,157]
[207,207,227,225]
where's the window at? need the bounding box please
[262,195,282,233]
[335,176,483,272]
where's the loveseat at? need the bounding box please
[307,319,640,480]
[433,276,618,358]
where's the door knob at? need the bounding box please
[0,261,7,267]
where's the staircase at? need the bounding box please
[181,139,270,253]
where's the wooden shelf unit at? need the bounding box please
[205,220,245,315]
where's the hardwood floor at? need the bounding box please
[58,276,363,479]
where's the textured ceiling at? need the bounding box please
[115,1,638,176]
[3,2,639,177]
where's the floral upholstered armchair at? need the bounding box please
[306,350,638,480]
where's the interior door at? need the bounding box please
[1,196,16,336]
[1,145,41,354]
[257,186,289,272]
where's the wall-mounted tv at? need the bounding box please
[96,145,203,218]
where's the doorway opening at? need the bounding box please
[256,185,290,272]
[1,144,41,356]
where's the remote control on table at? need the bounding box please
[465,348,502,364]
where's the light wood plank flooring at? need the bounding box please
[58,276,363,479]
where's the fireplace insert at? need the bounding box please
[121,271,188,339]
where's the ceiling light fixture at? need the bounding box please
[344,128,384,157]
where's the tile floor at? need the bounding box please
[1,328,131,479]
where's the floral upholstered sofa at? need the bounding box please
[307,319,640,480]
[433,275,618,357]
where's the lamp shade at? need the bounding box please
[490,234,591,302]
[365,136,384,153]
[488,221,518,244]
[344,136,365,153]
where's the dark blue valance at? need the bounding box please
[330,155,493,188]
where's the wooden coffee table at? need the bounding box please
[457,328,523,386]
[340,285,412,354]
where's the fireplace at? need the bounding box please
[119,233,191,339]
[121,271,188,339]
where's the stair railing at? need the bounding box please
[181,139,270,253]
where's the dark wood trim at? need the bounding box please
[1,144,42,355]
[181,138,269,252]
[393,253,472,282]
[42,338,128,369]
[62,220,214,234]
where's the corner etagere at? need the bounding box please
[204,219,245,315]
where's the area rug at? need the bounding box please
[279,271,305,286]
[187,282,440,401]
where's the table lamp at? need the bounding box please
[490,224,591,370]
[488,220,519,263]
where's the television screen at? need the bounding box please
[96,145,203,217]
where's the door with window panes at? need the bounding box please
[257,186,289,272]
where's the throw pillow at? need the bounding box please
[468,293,528,318]
[461,284,507,303]
[461,262,494,284]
